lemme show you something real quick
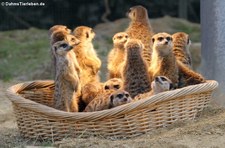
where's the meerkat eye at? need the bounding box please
[71,37,75,42]
[166,37,171,41]
[125,93,129,97]
[104,85,110,90]
[117,36,122,39]
[60,43,68,48]
[125,35,128,38]
[161,77,167,81]
[158,37,163,41]
[152,38,155,43]
[114,85,120,89]
[117,94,123,99]
[86,32,89,38]
[133,12,136,17]
[128,8,132,13]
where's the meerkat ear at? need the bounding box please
[52,46,57,56]
[86,32,89,38]
[152,38,155,43]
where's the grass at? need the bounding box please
[0,28,50,81]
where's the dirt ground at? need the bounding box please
[1,81,225,148]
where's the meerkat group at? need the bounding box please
[49,5,205,112]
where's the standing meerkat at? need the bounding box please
[50,31,81,78]
[52,40,81,112]
[84,90,132,112]
[122,39,151,98]
[73,26,101,86]
[172,32,192,68]
[125,5,154,65]
[107,32,129,79]
[134,76,174,101]
[149,32,179,87]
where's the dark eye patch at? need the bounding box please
[117,94,123,99]
[158,37,163,41]
[166,37,171,41]
[125,93,129,98]
[60,43,68,48]
[114,85,120,89]
[160,77,167,81]
[125,35,128,38]
[104,85,110,90]
[117,36,122,39]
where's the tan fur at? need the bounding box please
[81,82,103,105]
[172,32,192,68]
[73,26,101,86]
[49,25,71,37]
[50,31,81,77]
[122,39,151,98]
[84,90,132,112]
[52,41,81,112]
[177,60,206,87]
[125,5,154,65]
[149,32,179,87]
[107,32,129,79]
[103,78,123,92]
[134,76,174,101]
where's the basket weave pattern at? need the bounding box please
[7,80,218,140]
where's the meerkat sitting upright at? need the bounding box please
[50,31,81,78]
[73,26,101,86]
[172,32,192,68]
[52,40,81,112]
[149,32,179,87]
[107,32,129,79]
[134,76,174,101]
[84,90,132,112]
[121,39,151,98]
[125,5,154,65]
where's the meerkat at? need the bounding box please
[81,78,122,106]
[107,32,129,79]
[84,90,132,112]
[50,31,82,78]
[49,25,71,37]
[52,40,81,112]
[149,32,179,87]
[73,26,101,86]
[172,32,192,68]
[177,60,206,87]
[134,76,174,101]
[125,5,154,65]
[103,78,123,92]
[121,39,151,98]
[81,81,103,105]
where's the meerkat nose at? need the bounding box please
[124,98,127,101]
[165,41,168,44]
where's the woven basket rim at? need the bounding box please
[6,80,218,121]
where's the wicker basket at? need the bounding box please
[7,80,218,141]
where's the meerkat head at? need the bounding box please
[127,5,148,22]
[73,26,95,42]
[151,76,174,94]
[125,39,144,56]
[113,32,129,48]
[103,78,123,92]
[51,31,80,46]
[109,90,132,108]
[52,41,74,57]
[172,32,191,52]
[49,25,71,37]
[152,32,173,55]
